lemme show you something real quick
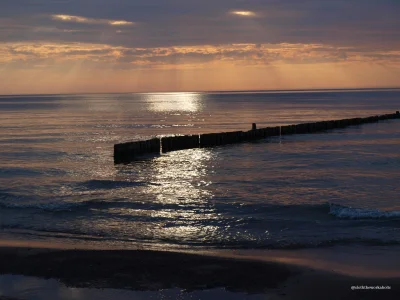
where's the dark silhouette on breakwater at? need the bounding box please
[114,111,400,164]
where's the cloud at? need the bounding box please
[51,14,134,26]
[230,11,257,17]
[0,0,399,49]
[3,42,400,71]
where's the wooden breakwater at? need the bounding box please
[114,138,160,164]
[114,111,400,164]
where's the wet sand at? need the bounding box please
[0,244,399,299]
[0,246,295,293]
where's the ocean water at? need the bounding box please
[0,89,399,251]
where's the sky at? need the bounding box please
[1,0,400,94]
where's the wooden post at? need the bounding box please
[114,138,161,164]
[281,125,291,135]
[161,135,200,153]
[200,133,216,148]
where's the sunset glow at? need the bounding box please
[0,1,399,94]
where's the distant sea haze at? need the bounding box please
[0,89,399,250]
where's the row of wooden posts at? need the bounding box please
[114,111,400,164]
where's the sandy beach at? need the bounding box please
[0,241,399,300]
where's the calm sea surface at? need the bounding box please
[0,89,399,250]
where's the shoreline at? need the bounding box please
[0,242,399,299]
[2,238,400,277]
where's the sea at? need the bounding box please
[0,89,399,252]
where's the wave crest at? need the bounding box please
[329,203,400,219]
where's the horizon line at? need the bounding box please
[1,86,400,97]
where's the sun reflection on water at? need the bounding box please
[144,148,215,205]
[71,147,223,249]
[138,148,221,245]
[144,92,204,113]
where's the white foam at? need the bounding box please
[329,203,400,219]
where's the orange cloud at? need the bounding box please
[2,42,400,68]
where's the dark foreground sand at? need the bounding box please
[0,246,399,300]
